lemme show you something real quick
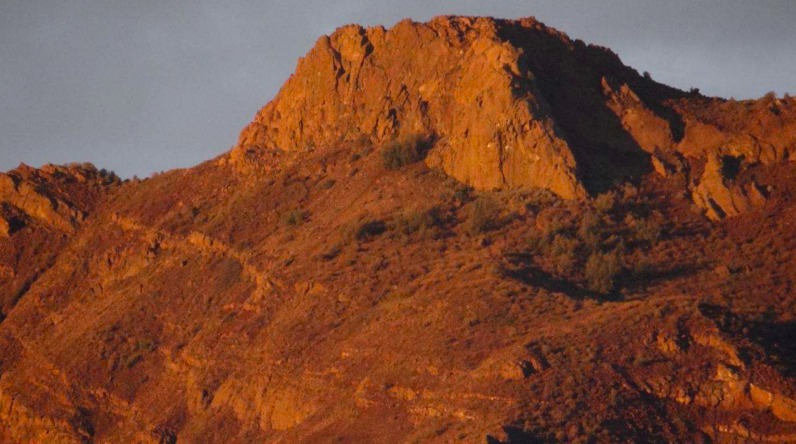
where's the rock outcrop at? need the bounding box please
[0,163,118,232]
[691,152,769,219]
[232,16,796,219]
[234,17,588,198]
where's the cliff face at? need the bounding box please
[232,16,796,218]
[233,17,584,199]
[3,15,796,444]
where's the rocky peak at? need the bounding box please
[227,16,685,197]
[232,16,595,198]
[230,15,796,219]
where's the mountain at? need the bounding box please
[2,16,796,443]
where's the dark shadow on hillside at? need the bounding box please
[699,303,796,379]
[748,318,796,379]
[620,264,704,293]
[486,426,552,444]
[499,252,603,300]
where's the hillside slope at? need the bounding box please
[2,16,796,443]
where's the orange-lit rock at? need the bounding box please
[3,15,796,444]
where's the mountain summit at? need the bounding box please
[232,16,795,218]
[2,16,796,443]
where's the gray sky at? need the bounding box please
[1,1,795,178]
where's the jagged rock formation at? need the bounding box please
[1,164,90,232]
[232,16,796,219]
[2,15,796,444]
[233,17,583,198]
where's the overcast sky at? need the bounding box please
[2,1,795,178]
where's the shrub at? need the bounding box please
[354,219,386,241]
[634,217,662,244]
[394,207,441,238]
[135,339,156,352]
[584,249,623,294]
[593,191,618,214]
[542,212,568,239]
[318,179,335,190]
[631,255,655,279]
[97,168,120,183]
[320,245,341,261]
[526,231,545,253]
[620,183,638,200]
[577,211,603,250]
[282,209,306,226]
[126,353,143,369]
[381,135,427,170]
[550,234,579,274]
[465,196,500,235]
[453,185,473,202]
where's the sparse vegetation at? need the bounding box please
[393,207,442,239]
[549,234,579,274]
[282,208,306,226]
[381,135,429,170]
[7,16,796,444]
[513,189,671,298]
[353,219,386,241]
[453,185,473,202]
[633,215,663,244]
[577,212,603,249]
[465,196,500,235]
[584,249,623,294]
[320,244,341,261]
[318,178,335,190]
[593,191,618,214]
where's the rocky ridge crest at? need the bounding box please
[231,15,796,219]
